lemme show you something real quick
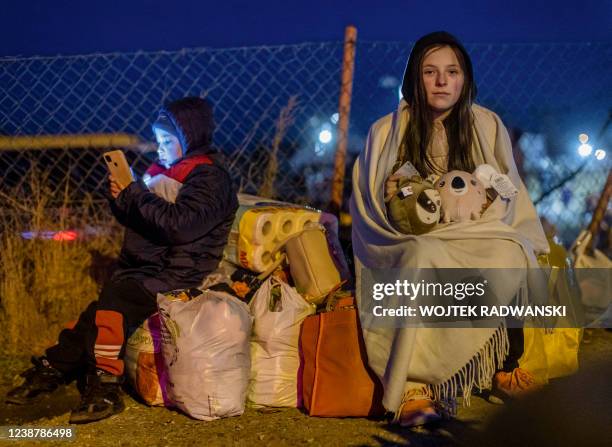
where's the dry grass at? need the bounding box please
[0,171,122,355]
[257,96,298,199]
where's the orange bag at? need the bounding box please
[299,296,385,417]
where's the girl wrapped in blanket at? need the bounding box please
[350,31,549,427]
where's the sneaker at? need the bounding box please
[394,388,443,428]
[397,398,442,427]
[5,356,65,405]
[68,370,125,424]
[490,367,541,404]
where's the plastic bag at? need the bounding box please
[521,241,584,383]
[157,290,252,420]
[124,313,169,406]
[248,277,315,407]
[519,328,582,383]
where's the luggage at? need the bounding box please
[157,289,252,420]
[285,225,343,305]
[124,313,168,406]
[299,295,385,417]
[248,277,316,407]
[520,327,582,382]
[520,237,583,382]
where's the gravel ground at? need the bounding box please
[1,329,610,447]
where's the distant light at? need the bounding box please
[551,200,563,215]
[314,142,326,157]
[21,231,55,240]
[578,133,589,144]
[318,129,332,144]
[379,75,399,89]
[595,149,607,160]
[53,230,78,241]
[578,143,593,157]
[398,86,403,102]
[20,230,78,241]
[330,113,339,124]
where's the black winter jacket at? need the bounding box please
[108,98,238,293]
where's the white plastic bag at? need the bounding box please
[157,290,252,421]
[248,277,316,407]
[124,313,168,406]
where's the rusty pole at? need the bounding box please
[328,25,357,215]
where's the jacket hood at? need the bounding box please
[401,31,477,105]
[153,96,216,156]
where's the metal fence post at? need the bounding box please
[328,25,357,215]
[586,169,612,251]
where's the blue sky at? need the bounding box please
[2,0,611,56]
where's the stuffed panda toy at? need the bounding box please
[435,170,487,223]
[387,175,441,234]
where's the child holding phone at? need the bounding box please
[104,150,134,192]
[6,97,239,424]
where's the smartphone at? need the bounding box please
[103,150,134,188]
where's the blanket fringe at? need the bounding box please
[515,281,529,308]
[428,322,509,408]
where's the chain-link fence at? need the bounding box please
[0,43,344,207]
[349,41,612,246]
[1,40,611,245]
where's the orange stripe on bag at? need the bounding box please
[95,310,125,376]
[136,352,163,405]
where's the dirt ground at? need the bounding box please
[1,329,611,447]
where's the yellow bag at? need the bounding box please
[519,237,583,383]
[519,327,582,383]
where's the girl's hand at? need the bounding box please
[109,175,127,199]
[384,174,402,202]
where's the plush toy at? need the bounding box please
[435,170,487,223]
[387,175,441,234]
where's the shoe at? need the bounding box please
[68,370,125,424]
[490,367,541,404]
[5,356,65,405]
[397,398,442,427]
[394,387,444,428]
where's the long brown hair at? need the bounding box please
[399,32,477,176]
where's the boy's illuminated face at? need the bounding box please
[154,128,182,168]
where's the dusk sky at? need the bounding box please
[2,0,611,57]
